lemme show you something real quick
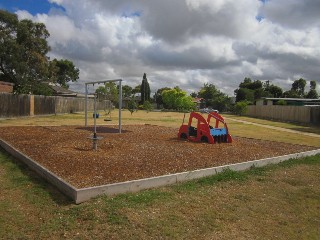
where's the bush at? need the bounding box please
[127,98,138,115]
[233,101,248,116]
[276,99,287,105]
[143,101,153,113]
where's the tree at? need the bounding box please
[190,92,198,98]
[239,78,263,90]
[0,10,79,95]
[0,10,50,93]
[306,90,318,99]
[140,73,150,104]
[235,88,254,103]
[162,88,195,111]
[121,85,133,98]
[306,80,319,99]
[95,86,107,98]
[96,82,119,105]
[127,97,138,115]
[154,87,171,108]
[143,100,153,113]
[282,90,301,98]
[267,84,283,98]
[198,83,231,112]
[310,80,317,90]
[50,59,79,88]
[105,82,118,104]
[235,78,285,102]
[235,78,264,102]
[291,78,306,97]
[132,84,141,95]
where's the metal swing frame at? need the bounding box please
[84,79,123,133]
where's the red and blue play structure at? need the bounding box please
[178,111,233,144]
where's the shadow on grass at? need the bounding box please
[0,148,73,206]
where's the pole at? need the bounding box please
[94,93,97,138]
[85,84,88,127]
[118,80,122,133]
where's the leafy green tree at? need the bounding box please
[95,86,107,99]
[143,100,153,113]
[306,90,319,99]
[267,84,283,98]
[190,92,198,98]
[291,78,306,97]
[235,88,254,103]
[50,59,79,88]
[96,82,119,106]
[154,87,171,108]
[310,80,317,90]
[132,84,141,95]
[198,83,231,112]
[140,73,150,104]
[235,78,285,102]
[105,82,118,104]
[162,88,195,111]
[121,85,133,97]
[306,80,318,99]
[235,78,264,102]
[282,90,301,98]
[127,97,138,115]
[239,78,262,90]
[0,10,50,93]
[0,10,79,95]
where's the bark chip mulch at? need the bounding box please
[0,125,315,188]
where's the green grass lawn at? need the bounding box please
[0,150,319,239]
[1,110,320,146]
[225,114,320,135]
[1,111,320,239]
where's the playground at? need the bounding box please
[0,124,315,189]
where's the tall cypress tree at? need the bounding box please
[140,73,150,104]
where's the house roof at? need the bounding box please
[192,97,203,103]
[261,97,320,102]
[45,84,82,97]
[0,81,14,86]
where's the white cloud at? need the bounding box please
[15,0,320,96]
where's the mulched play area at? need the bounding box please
[0,125,316,188]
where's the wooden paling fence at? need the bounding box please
[246,105,320,124]
[0,93,110,118]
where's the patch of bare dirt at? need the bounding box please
[0,125,315,188]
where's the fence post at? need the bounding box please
[30,95,34,116]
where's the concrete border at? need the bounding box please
[1,138,320,204]
[0,139,77,201]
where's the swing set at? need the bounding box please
[84,79,123,150]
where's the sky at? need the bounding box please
[1,0,320,95]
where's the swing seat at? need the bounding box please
[104,119,112,121]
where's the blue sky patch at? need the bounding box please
[0,0,65,15]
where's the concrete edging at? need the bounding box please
[0,139,77,200]
[1,138,320,204]
[76,149,320,203]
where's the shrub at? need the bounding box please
[276,99,287,105]
[233,101,249,116]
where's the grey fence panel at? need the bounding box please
[34,95,56,115]
[247,105,320,124]
[0,93,30,118]
[55,97,84,114]
[310,107,320,125]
